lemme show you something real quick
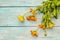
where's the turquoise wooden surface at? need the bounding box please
[0,0,60,40]
[0,7,60,26]
[0,0,45,6]
[0,27,60,40]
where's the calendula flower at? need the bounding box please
[31,10,36,15]
[48,23,54,28]
[38,24,46,30]
[26,16,31,21]
[30,16,37,21]
[18,15,24,22]
[26,16,37,21]
[29,8,36,15]
[30,30,38,37]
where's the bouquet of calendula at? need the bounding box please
[18,0,60,37]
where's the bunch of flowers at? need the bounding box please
[18,0,60,37]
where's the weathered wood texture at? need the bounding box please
[0,0,60,40]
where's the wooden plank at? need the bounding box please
[0,0,60,40]
[0,7,60,26]
[0,0,45,6]
[0,27,60,40]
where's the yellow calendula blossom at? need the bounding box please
[31,30,38,37]
[18,16,24,22]
[48,23,55,28]
[31,10,36,15]
[30,8,36,15]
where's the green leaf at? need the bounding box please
[52,9,58,19]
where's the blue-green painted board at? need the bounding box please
[0,0,60,40]
[0,7,60,26]
[0,27,60,40]
[0,0,45,6]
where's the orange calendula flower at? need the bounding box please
[30,16,37,21]
[26,16,31,21]
[29,8,36,15]
[30,30,38,37]
[26,16,37,21]
[42,26,46,30]
[18,15,24,22]
[39,24,43,28]
[38,24,46,30]
[48,23,54,28]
